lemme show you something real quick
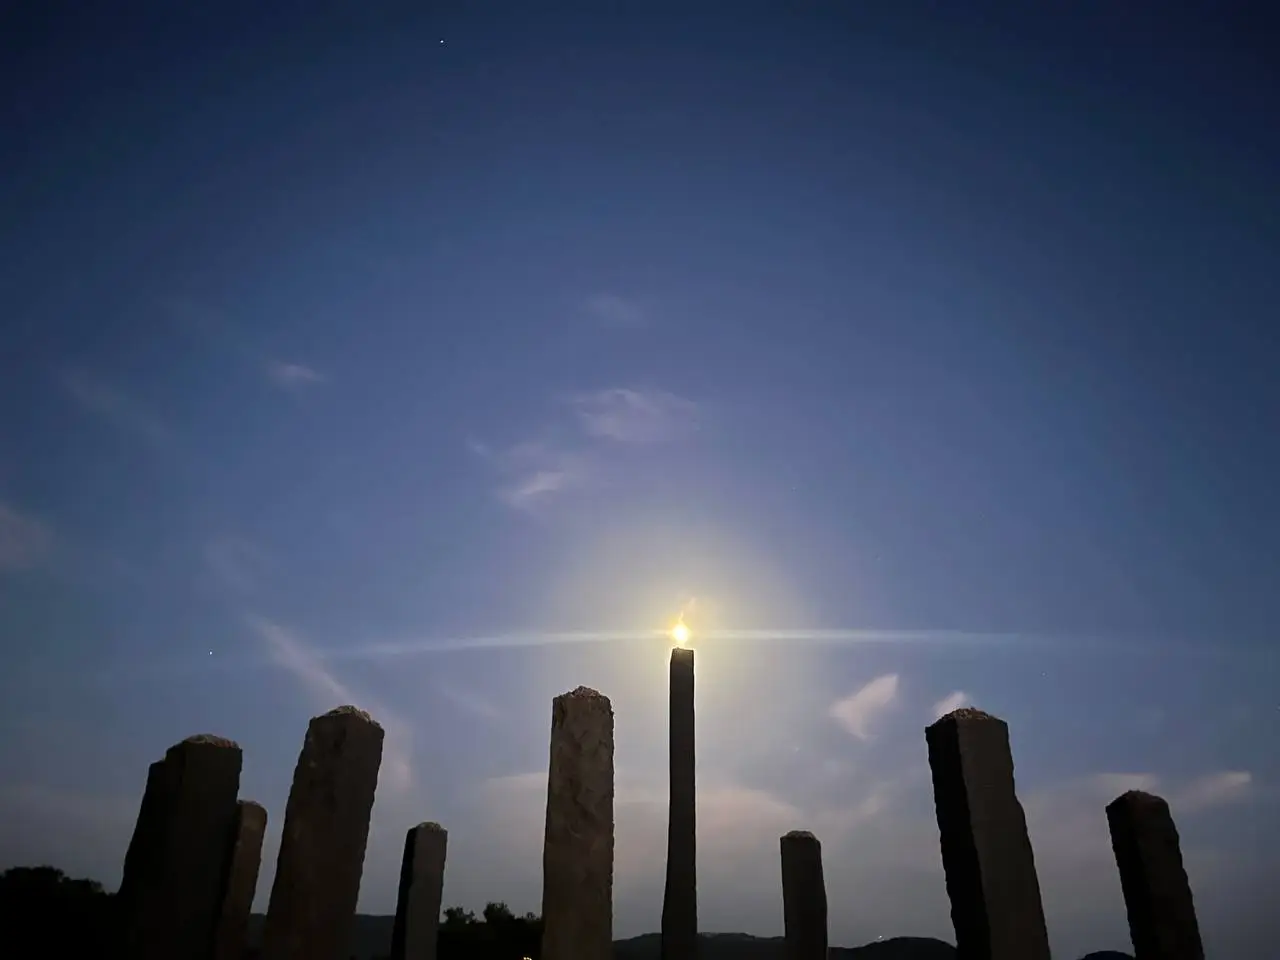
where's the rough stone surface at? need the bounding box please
[391,822,449,960]
[925,709,1050,960]
[121,736,244,960]
[780,830,827,960]
[662,646,698,960]
[1106,790,1205,960]
[262,706,385,960]
[212,800,268,960]
[541,686,615,960]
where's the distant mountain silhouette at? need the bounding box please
[247,914,956,960]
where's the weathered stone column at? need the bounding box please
[262,706,385,960]
[662,646,697,960]
[1106,790,1205,960]
[925,708,1050,960]
[213,800,269,960]
[391,821,449,960]
[540,686,614,960]
[119,735,244,960]
[780,830,827,960]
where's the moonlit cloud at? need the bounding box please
[570,387,698,444]
[1173,770,1253,813]
[583,293,646,328]
[57,368,173,447]
[266,361,326,389]
[245,615,414,792]
[930,690,972,719]
[829,673,900,740]
[0,503,53,571]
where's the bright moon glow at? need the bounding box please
[671,622,691,646]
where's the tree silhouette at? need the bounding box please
[0,866,118,958]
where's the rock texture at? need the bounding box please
[541,686,615,960]
[1106,790,1204,960]
[780,830,827,960]
[925,708,1050,960]
[262,706,385,960]
[662,646,698,960]
[120,735,243,960]
[213,800,268,960]
[391,822,449,960]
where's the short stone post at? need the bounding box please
[391,822,449,960]
[925,708,1051,960]
[779,830,827,960]
[262,706,385,960]
[119,735,243,960]
[1106,790,1205,960]
[213,800,269,960]
[540,686,615,960]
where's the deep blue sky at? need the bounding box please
[1,3,1277,957]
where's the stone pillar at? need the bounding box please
[540,686,614,960]
[662,646,698,960]
[262,706,385,960]
[780,830,827,960]
[1106,790,1205,960]
[119,735,244,960]
[925,708,1050,960]
[213,800,269,960]
[391,822,449,960]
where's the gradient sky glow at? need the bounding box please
[2,4,1278,958]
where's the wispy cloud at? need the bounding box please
[1173,770,1253,813]
[0,503,53,571]
[830,673,900,740]
[266,361,326,390]
[930,690,972,719]
[472,386,698,511]
[245,615,414,792]
[569,388,698,444]
[432,681,503,722]
[583,293,646,329]
[203,536,272,595]
[469,439,592,512]
[57,368,173,447]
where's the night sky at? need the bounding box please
[2,4,1277,957]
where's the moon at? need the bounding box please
[671,622,691,646]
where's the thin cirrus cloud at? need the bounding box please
[829,673,900,740]
[583,293,647,329]
[569,388,698,444]
[245,615,414,793]
[930,690,973,719]
[265,360,326,390]
[471,386,698,511]
[56,368,174,448]
[0,502,53,571]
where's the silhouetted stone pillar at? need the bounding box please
[662,646,698,960]
[120,735,244,960]
[780,830,827,960]
[1106,790,1205,960]
[925,708,1050,960]
[540,686,614,960]
[262,706,385,960]
[391,822,448,960]
[213,800,269,960]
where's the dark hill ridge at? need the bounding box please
[247,915,956,959]
[246,914,1133,959]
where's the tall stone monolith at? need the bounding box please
[391,822,449,960]
[1106,790,1205,960]
[119,735,243,960]
[780,830,827,960]
[213,800,269,960]
[262,706,385,960]
[540,686,614,960]
[925,708,1050,960]
[662,646,697,960]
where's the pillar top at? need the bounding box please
[175,733,240,749]
[318,704,380,726]
[782,829,818,841]
[413,821,447,833]
[927,706,1001,729]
